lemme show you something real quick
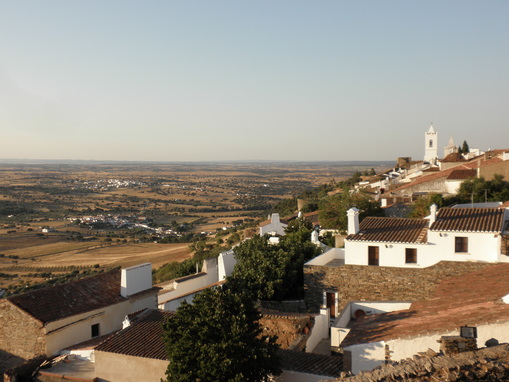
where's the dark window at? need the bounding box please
[455,237,468,253]
[91,323,100,338]
[368,246,379,266]
[429,139,433,148]
[405,248,417,263]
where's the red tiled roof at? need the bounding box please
[346,217,429,244]
[95,309,174,360]
[446,169,477,180]
[430,207,505,233]
[95,309,343,377]
[442,152,467,162]
[278,349,343,377]
[342,263,509,347]
[8,269,125,324]
[390,156,503,193]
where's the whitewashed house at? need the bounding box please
[341,205,509,268]
[0,263,159,360]
[259,213,288,236]
[341,263,509,374]
[157,252,237,311]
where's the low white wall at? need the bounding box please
[158,273,213,306]
[306,308,329,353]
[305,248,345,266]
[349,319,509,374]
[347,341,386,375]
[350,301,412,317]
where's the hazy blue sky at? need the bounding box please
[1,1,508,162]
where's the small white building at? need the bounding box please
[157,253,237,311]
[342,205,509,268]
[259,213,288,236]
[0,263,159,359]
[341,263,509,374]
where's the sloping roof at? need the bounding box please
[442,152,467,162]
[389,156,503,193]
[95,309,173,360]
[446,169,477,180]
[346,217,429,244]
[278,349,343,377]
[96,310,343,377]
[342,263,509,347]
[430,207,505,233]
[8,269,126,324]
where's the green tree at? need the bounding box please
[452,174,509,204]
[461,140,470,155]
[163,287,281,382]
[410,193,445,218]
[318,190,384,230]
[228,222,321,300]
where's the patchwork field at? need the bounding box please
[0,160,388,294]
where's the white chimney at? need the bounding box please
[121,263,152,298]
[347,208,360,235]
[429,204,438,225]
[271,213,280,224]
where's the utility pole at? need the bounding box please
[482,189,489,204]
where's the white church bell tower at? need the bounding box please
[424,124,438,164]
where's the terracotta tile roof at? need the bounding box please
[278,349,343,377]
[446,169,477,180]
[95,309,173,360]
[342,263,509,347]
[96,310,343,377]
[389,156,503,193]
[303,210,320,225]
[430,207,505,233]
[8,269,125,324]
[442,152,467,162]
[346,217,429,244]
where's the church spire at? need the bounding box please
[424,124,438,164]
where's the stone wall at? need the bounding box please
[0,300,46,361]
[304,261,493,313]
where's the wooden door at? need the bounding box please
[326,292,336,318]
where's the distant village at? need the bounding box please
[2,125,509,381]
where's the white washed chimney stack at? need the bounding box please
[347,207,360,235]
[429,204,438,225]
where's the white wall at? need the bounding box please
[45,294,158,356]
[158,274,213,306]
[345,230,502,268]
[121,263,152,298]
[350,301,413,316]
[218,250,237,280]
[427,231,501,263]
[346,342,386,375]
[348,319,509,374]
[305,248,345,266]
[306,308,329,353]
[345,241,428,267]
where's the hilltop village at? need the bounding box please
[2,126,509,381]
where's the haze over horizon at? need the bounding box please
[1,1,508,162]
